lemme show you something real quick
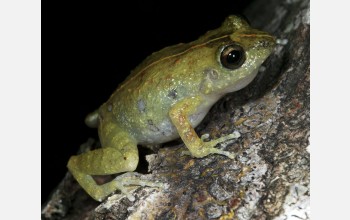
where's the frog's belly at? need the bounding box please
[136,110,208,145]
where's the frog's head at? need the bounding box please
[199,15,276,96]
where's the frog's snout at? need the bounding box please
[237,29,276,51]
[255,35,276,50]
[254,35,276,50]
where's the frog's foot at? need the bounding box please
[182,132,241,159]
[114,172,168,201]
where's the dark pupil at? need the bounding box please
[227,50,242,64]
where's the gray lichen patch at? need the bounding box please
[206,203,224,219]
[273,183,310,220]
[209,182,234,201]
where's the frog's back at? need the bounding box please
[120,15,249,87]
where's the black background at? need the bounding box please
[42,0,252,203]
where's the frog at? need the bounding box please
[67,15,276,202]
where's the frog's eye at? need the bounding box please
[220,44,246,70]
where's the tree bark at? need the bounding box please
[42,0,310,219]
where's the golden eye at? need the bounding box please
[220,44,246,70]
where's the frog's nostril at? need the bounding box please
[257,39,275,48]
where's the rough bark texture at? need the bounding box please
[42,0,310,219]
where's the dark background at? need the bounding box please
[42,0,253,203]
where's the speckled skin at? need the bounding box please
[67,15,275,201]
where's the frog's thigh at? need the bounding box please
[169,96,235,159]
[67,143,139,201]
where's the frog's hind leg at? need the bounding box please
[67,137,140,201]
[67,131,165,202]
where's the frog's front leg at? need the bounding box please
[169,96,236,159]
[67,134,162,202]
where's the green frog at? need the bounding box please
[67,15,276,201]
